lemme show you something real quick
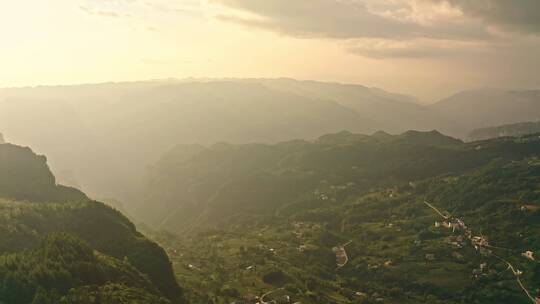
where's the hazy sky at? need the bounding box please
[1,0,539,101]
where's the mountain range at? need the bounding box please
[0,79,539,205]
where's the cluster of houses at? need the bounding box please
[434,213,538,264]
[434,218,492,256]
[445,235,466,248]
[428,201,540,304]
[230,293,294,304]
[431,215,500,279]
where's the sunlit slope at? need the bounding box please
[136,130,540,232]
[156,156,540,304]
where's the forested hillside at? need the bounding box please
[135,130,539,232]
[0,142,184,304]
[139,131,540,303]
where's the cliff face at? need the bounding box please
[0,143,86,203]
[0,142,185,303]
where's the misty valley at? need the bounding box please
[3,1,540,302]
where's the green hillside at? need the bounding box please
[135,130,540,232]
[0,143,184,303]
[139,131,540,303]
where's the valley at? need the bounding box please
[136,131,540,304]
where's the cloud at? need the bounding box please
[209,0,540,59]
[210,0,489,40]
[143,0,202,15]
[141,58,169,65]
[428,0,540,34]
[345,38,491,58]
[79,6,131,18]
[80,0,203,19]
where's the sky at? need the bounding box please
[1,0,539,102]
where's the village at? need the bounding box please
[158,180,540,304]
[424,201,540,304]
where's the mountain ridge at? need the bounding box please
[1,79,539,204]
[134,129,526,233]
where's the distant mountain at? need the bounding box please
[468,121,540,141]
[0,79,443,202]
[251,79,453,133]
[431,89,540,136]
[2,80,539,203]
[0,142,184,303]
